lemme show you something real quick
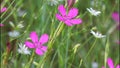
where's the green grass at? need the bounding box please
[0,0,119,68]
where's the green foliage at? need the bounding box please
[0,0,119,68]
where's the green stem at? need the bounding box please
[24,51,35,68]
[79,38,97,67]
[85,39,97,58]
[37,22,64,68]
[65,28,70,68]
[48,22,64,48]
[104,36,109,68]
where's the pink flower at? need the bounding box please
[112,12,119,23]
[0,7,7,13]
[0,23,4,27]
[102,58,120,68]
[112,12,120,29]
[25,31,49,56]
[116,40,120,44]
[56,5,82,26]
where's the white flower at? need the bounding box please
[17,23,24,28]
[17,21,24,28]
[90,30,106,38]
[17,8,27,17]
[92,62,98,68]
[48,0,63,6]
[18,43,31,55]
[8,30,20,37]
[87,8,101,16]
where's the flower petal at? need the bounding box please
[39,34,49,44]
[0,7,7,13]
[30,31,38,43]
[56,14,64,21]
[58,5,66,16]
[35,48,44,56]
[68,8,78,18]
[0,23,4,27]
[64,20,73,26]
[25,41,35,48]
[112,12,119,23]
[41,46,47,52]
[102,66,105,68]
[70,18,82,24]
[107,58,114,68]
[116,65,120,68]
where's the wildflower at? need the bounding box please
[56,5,82,26]
[102,58,120,68]
[90,30,106,38]
[0,23,4,27]
[112,12,119,23]
[92,62,98,68]
[87,8,101,16]
[67,0,76,10]
[18,43,31,55]
[112,12,120,29]
[0,7,7,13]
[116,40,120,44]
[48,0,63,6]
[17,21,24,28]
[25,31,49,56]
[8,30,20,37]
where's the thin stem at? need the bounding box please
[79,38,97,67]
[50,50,58,68]
[85,39,97,58]
[65,27,71,68]
[24,51,35,68]
[48,22,63,48]
[37,22,64,68]
[104,36,109,68]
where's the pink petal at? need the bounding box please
[35,48,44,56]
[0,7,7,13]
[68,8,78,18]
[41,46,47,52]
[39,34,49,45]
[30,31,38,43]
[58,5,66,16]
[102,66,105,68]
[70,18,82,24]
[107,58,114,68]
[56,14,64,21]
[25,41,35,48]
[0,23,4,27]
[64,20,73,26]
[116,64,120,68]
[116,40,120,44]
[112,12,119,23]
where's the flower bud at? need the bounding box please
[67,0,76,10]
